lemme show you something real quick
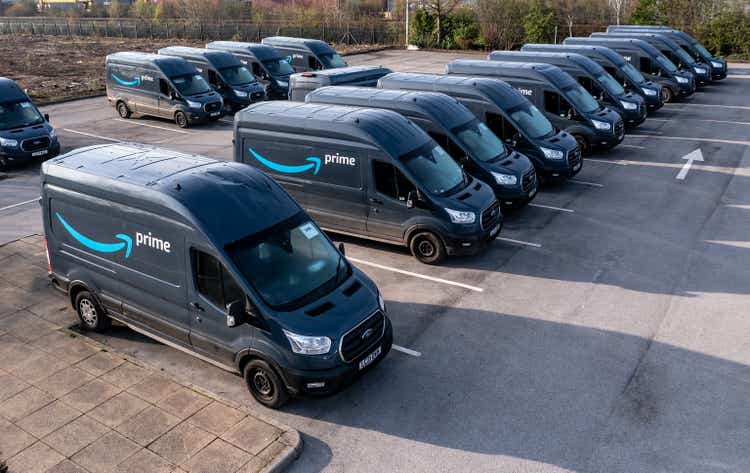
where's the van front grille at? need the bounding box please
[480,200,501,231]
[522,169,536,193]
[204,102,222,113]
[340,310,385,363]
[21,136,51,152]
[614,120,625,139]
[567,146,582,168]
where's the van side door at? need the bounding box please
[367,157,421,242]
[542,89,575,130]
[157,78,179,119]
[187,247,254,368]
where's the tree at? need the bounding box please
[107,0,127,19]
[476,0,527,50]
[609,0,631,24]
[630,0,663,24]
[422,0,463,46]
[4,0,37,17]
[523,1,556,43]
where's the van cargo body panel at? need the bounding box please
[288,66,393,101]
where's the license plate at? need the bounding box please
[210,112,220,117]
[32,150,48,157]
[359,346,382,370]
[490,223,501,237]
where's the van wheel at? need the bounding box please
[244,359,289,409]
[662,87,673,103]
[174,112,189,129]
[75,291,111,332]
[116,101,131,119]
[573,134,589,156]
[410,231,446,265]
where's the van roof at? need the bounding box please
[262,36,336,55]
[447,59,577,89]
[305,86,476,131]
[377,72,529,112]
[0,77,28,102]
[206,41,283,61]
[522,43,627,66]
[593,32,684,51]
[488,50,605,76]
[564,37,659,56]
[106,52,197,77]
[158,46,241,68]
[293,65,392,83]
[42,143,299,246]
[236,101,431,158]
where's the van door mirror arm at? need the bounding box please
[406,190,419,209]
[226,300,246,327]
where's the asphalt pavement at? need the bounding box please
[1,50,750,473]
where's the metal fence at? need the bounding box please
[0,17,404,44]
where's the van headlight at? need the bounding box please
[491,172,518,186]
[186,100,202,109]
[675,76,688,84]
[276,80,288,88]
[378,293,386,312]
[619,100,637,110]
[0,137,18,148]
[540,147,564,160]
[234,90,248,98]
[445,208,476,224]
[693,66,707,74]
[283,329,332,355]
[591,119,611,131]
[711,61,722,68]
[642,87,657,96]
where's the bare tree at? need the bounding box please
[423,0,463,45]
[609,0,630,24]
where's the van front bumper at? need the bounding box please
[443,221,502,256]
[280,318,393,397]
[0,141,60,165]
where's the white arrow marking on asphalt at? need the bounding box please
[676,149,704,180]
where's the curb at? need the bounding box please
[61,325,303,471]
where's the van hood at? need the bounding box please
[490,150,534,175]
[0,121,54,141]
[443,176,497,212]
[540,129,578,153]
[184,90,222,102]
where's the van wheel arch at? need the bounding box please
[68,281,90,309]
[238,352,296,394]
[405,225,446,249]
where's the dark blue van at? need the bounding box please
[0,77,60,171]
[42,143,392,408]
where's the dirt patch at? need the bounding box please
[0,34,394,105]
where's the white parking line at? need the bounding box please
[619,144,647,150]
[698,119,750,127]
[726,204,750,210]
[0,198,38,213]
[630,133,750,147]
[586,158,627,165]
[347,256,483,292]
[392,345,422,357]
[497,237,542,248]
[528,203,574,213]
[665,103,750,111]
[114,119,193,134]
[569,179,604,188]
[62,129,122,142]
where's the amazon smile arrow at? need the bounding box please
[56,213,132,258]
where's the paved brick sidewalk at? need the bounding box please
[0,236,301,473]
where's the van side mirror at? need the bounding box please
[226,300,246,327]
[512,132,522,147]
[406,190,417,209]
[44,113,50,122]
[338,242,345,255]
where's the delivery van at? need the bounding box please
[563,37,695,102]
[377,72,581,181]
[591,32,711,84]
[158,46,266,112]
[521,44,664,112]
[446,60,624,154]
[42,142,392,408]
[262,36,348,72]
[488,50,647,126]
[288,66,393,101]
[234,101,502,264]
[206,41,293,100]
[106,52,224,128]
[305,86,538,208]
[607,25,727,80]
[0,77,60,171]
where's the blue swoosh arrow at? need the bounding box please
[248,147,321,175]
[56,213,132,259]
[285,55,293,63]
[111,73,141,87]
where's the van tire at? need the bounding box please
[662,87,673,103]
[174,112,189,129]
[116,101,131,119]
[244,359,289,409]
[573,134,589,156]
[410,231,446,265]
[75,291,111,332]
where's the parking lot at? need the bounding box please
[2,49,750,472]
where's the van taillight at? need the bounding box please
[301,72,316,77]
[45,238,52,273]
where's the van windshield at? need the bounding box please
[226,213,348,311]
[508,104,554,139]
[655,54,678,73]
[693,42,713,59]
[562,84,600,113]
[595,72,625,96]
[318,53,347,69]
[621,62,646,84]
[219,66,257,86]
[0,101,45,131]
[262,58,294,76]
[453,120,507,162]
[171,74,211,96]
[400,143,466,196]
[673,47,696,66]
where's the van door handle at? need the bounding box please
[369,197,383,205]
[190,302,205,312]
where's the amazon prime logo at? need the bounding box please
[325,153,356,166]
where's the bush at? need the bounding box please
[697,8,750,58]
[523,1,555,44]
[629,0,665,25]
[445,8,479,49]
[411,9,437,48]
